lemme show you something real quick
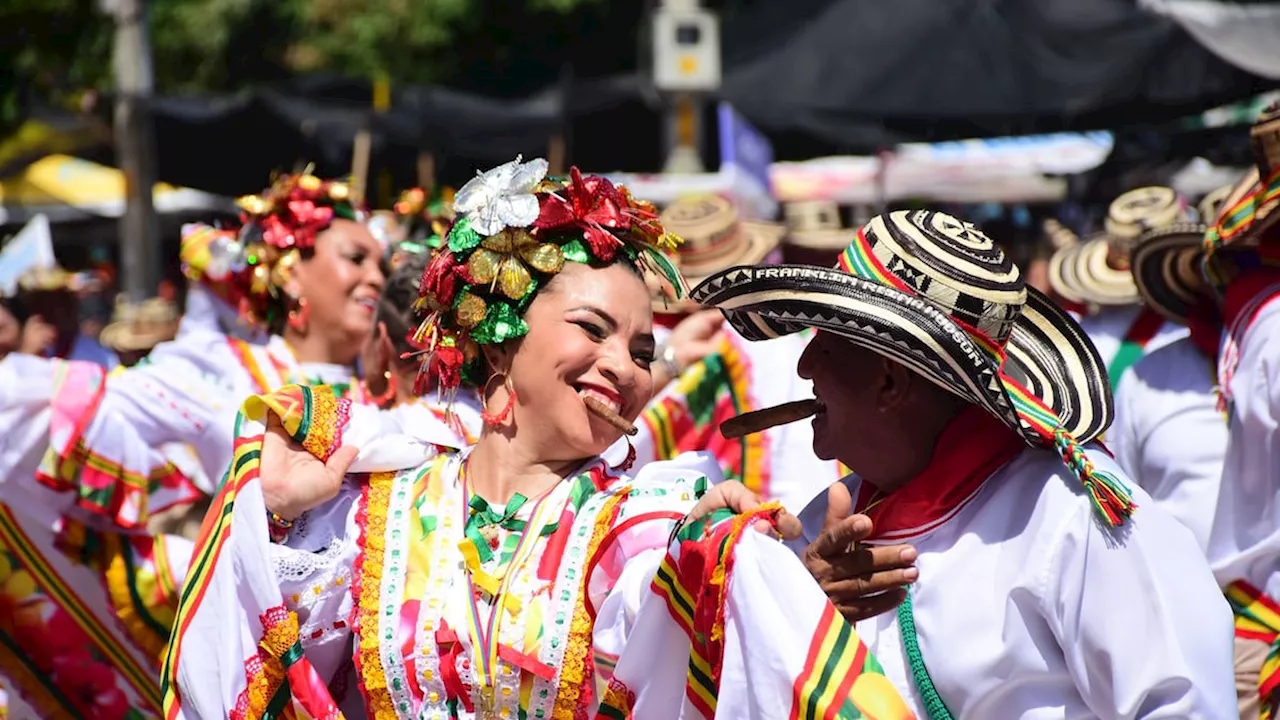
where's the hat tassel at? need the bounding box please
[1053,428,1136,527]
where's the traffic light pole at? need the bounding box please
[652,0,719,174]
[663,92,705,174]
[110,0,162,301]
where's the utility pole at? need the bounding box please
[105,0,162,301]
[652,0,720,174]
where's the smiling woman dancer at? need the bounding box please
[0,173,449,719]
[162,157,914,720]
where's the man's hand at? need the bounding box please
[803,482,918,623]
[653,310,725,387]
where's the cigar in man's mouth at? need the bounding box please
[720,399,820,439]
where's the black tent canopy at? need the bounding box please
[37,0,1280,195]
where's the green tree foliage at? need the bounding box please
[0,0,111,130]
[0,0,604,133]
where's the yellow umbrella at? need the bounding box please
[0,155,233,225]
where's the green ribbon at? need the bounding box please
[463,492,559,564]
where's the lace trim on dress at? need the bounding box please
[272,536,350,582]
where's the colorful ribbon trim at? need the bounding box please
[457,461,562,708]
[1226,580,1280,719]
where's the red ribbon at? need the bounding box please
[435,622,475,713]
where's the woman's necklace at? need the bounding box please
[456,458,564,714]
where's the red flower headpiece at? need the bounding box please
[237,173,362,252]
[406,157,685,407]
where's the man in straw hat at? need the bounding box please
[1105,185,1234,555]
[692,209,1234,717]
[1197,102,1280,720]
[631,195,850,512]
[1047,187,1191,388]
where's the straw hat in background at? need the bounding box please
[99,296,180,353]
[651,194,785,313]
[1048,186,1193,309]
[783,200,856,251]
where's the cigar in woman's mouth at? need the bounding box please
[720,399,820,439]
[585,395,638,436]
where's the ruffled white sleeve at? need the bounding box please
[1045,455,1237,719]
[598,482,917,718]
[163,385,436,719]
[0,332,252,531]
[588,452,718,668]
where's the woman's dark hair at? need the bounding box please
[378,253,429,360]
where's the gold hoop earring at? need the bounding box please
[481,372,516,426]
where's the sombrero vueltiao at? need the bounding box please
[652,195,785,313]
[692,209,1134,527]
[100,297,180,352]
[784,200,856,251]
[1044,221,1085,306]
[1203,103,1280,292]
[1048,187,1193,308]
[1129,185,1233,324]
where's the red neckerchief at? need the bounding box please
[1216,267,1280,413]
[1223,267,1280,330]
[1185,300,1222,363]
[854,404,1025,542]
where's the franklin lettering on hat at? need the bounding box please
[693,209,1135,527]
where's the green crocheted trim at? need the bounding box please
[898,591,954,720]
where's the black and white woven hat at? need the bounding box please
[1048,187,1193,308]
[692,209,1135,527]
[1203,104,1280,293]
[1130,185,1233,324]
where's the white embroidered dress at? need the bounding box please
[0,333,462,720]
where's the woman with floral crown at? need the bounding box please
[162,157,915,720]
[0,173,467,719]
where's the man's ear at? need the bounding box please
[876,355,914,413]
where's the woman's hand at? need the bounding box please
[259,413,359,520]
[686,480,804,539]
[802,483,918,623]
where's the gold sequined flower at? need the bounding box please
[455,292,488,328]
[466,228,566,299]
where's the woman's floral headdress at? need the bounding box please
[410,156,686,400]
[181,172,362,330]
